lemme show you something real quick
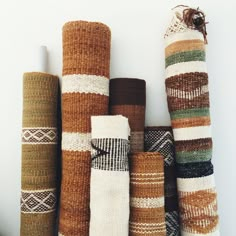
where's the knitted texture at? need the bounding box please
[21,72,59,236]
[129,152,166,236]
[90,115,130,236]
[109,78,146,152]
[144,127,180,236]
[59,21,111,236]
[165,6,219,235]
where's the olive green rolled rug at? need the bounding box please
[21,72,59,235]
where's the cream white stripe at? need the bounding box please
[173,126,211,141]
[181,230,220,236]
[177,174,215,192]
[131,181,164,185]
[131,173,163,176]
[130,222,166,226]
[165,31,204,47]
[166,85,208,99]
[62,132,91,151]
[131,229,166,233]
[131,197,164,208]
[21,188,56,193]
[21,209,55,214]
[166,61,207,78]
[62,74,109,96]
[58,233,64,236]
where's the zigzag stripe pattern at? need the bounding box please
[165,211,180,236]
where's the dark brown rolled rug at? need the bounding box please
[109,78,146,152]
[21,72,59,236]
[59,21,111,236]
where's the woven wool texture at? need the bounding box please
[129,152,166,236]
[109,78,146,152]
[144,127,180,236]
[165,6,219,235]
[90,115,130,236]
[21,72,59,236]
[59,21,111,236]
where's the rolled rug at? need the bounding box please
[59,21,111,236]
[144,127,180,236]
[165,6,219,235]
[109,78,146,152]
[129,152,166,236]
[89,115,130,236]
[21,72,59,235]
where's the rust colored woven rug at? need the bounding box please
[144,127,180,236]
[21,72,59,236]
[165,6,219,236]
[59,21,111,236]
[109,78,146,152]
[129,152,166,236]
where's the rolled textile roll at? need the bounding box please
[59,21,111,236]
[21,72,59,235]
[109,78,146,152]
[144,127,180,236]
[90,115,130,236]
[165,6,219,235]
[129,152,166,236]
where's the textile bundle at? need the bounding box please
[129,152,166,236]
[90,115,130,236]
[59,21,111,235]
[165,6,219,235]
[21,72,59,235]
[144,127,180,236]
[109,78,146,152]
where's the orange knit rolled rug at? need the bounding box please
[59,21,111,236]
[109,78,146,152]
[21,72,59,236]
[129,152,166,236]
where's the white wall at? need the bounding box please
[0,0,235,235]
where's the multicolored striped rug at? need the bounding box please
[165,6,219,236]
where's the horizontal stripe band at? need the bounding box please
[173,126,211,141]
[62,74,109,96]
[165,39,205,57]
[171,116,210,129]
[166,50,205,68]
[170,107,210,120]
[166,85,208,100]
[131,197,164,208]
[165,31,204,47]
[166,61,207,78]
[176,149,212,163]
[62,132,91,151]
[181,230,220,236]
[177,174,215,192]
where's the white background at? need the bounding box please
[0,0,235,235]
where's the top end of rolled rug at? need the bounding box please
[23,72,58,80]
[63,20,111,33]
[165,5,208,44]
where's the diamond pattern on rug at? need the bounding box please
[22,128,57,143]
[21,189,56,213]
